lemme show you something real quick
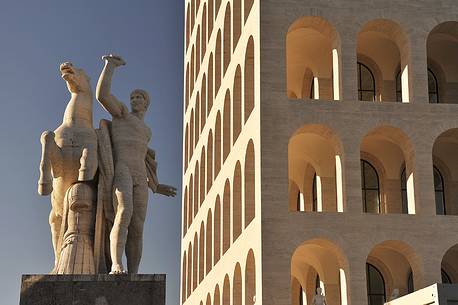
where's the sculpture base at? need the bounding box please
[20,274,165,305]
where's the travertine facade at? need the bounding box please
[181,0,458,304]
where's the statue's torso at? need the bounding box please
[111,112,151,178]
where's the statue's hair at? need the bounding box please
[130,89,150,108]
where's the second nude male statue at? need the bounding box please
[96,54,176,274]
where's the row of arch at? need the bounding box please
[185,37,255,173]
[182,246,256,305]
[291,239,458,305]
[287,17,458,103]
[185,1,256,116]
[182,140,256,236]
[289,124,458,215]
[186,0,254,51]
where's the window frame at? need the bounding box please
[366,263,386,305]
[361,159,381,213]
[358,62,376,102]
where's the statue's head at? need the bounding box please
[60,62,91,94]
[130,89,150,113]
[316,287,323,295]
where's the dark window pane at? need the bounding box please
[401,191,408,213]
[365,191,380,213]
[434,167,444,190]
[364,162,379,188]
[428,70,437,92]
[361,91,376,101]
[436,192,445,215]
[428,69,439,103]
[360,65,375,90]
[358,62,375,101]
[370,295,385,305]
[429,93,438,103]
[367,264,386,305]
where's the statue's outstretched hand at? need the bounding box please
[102,54,126,67]
[156,184,177,197]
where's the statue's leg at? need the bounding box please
[126,181,148,274]
[38,131,63,195]
[49,209,62,270]
[110,165,133,274]
[78,143,98,181]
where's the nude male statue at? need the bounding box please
[312,287,327,305]
[96,54,176,274]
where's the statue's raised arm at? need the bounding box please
[96,54,128,117]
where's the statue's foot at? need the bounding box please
[110,264,127,275]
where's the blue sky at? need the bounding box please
[0,1,183,304]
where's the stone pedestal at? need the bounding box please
[20,274,165,305]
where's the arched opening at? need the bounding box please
[202,6,207,61]
[245,249,256,305]
[187,243,192,297]
[288,125,344,212]
[442,244,458,283]
[191,46,195,93]
[367,240,422,300]
[191,0,195,31]
[223,4,231,75]
[244,36,255,122]
[233,65,242,144]
[197,26,201,75]
[214,284,221,305]
[233,0,241,51]
[208,0,214,43]
[357,19,409,102]
[291,239,349,305]
[223,275,230,305]
[186,3,190,49]
[215,0,221,19]
[207,131,214,193]
[202,74,207,129]
[286,16,341,100]
[244,0,253,23]
[360,126,416,214]
[186,63,190,110]
[194,162,199,216]
[206,210,213,274]
[193,233,198,291]
[208,53,214,114]
[245,140,255,227]
[184,125,189,172]
[223,90,231,162]
[215,112,222,177]
[189,174,194,227]
[196,92,201,143]
[183,187,188,236]
[233,161,242,241]
[427,22,458,104]
[182,251,187,303]
[233,263,242,305]
[223,179,231,254]
[206,293,212,305]
[214,196,221,264]
[199,222,205,283]
[190,110,195,157]
[433,128,458,215]
[216,30,222,95]
[200,149,206,206]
